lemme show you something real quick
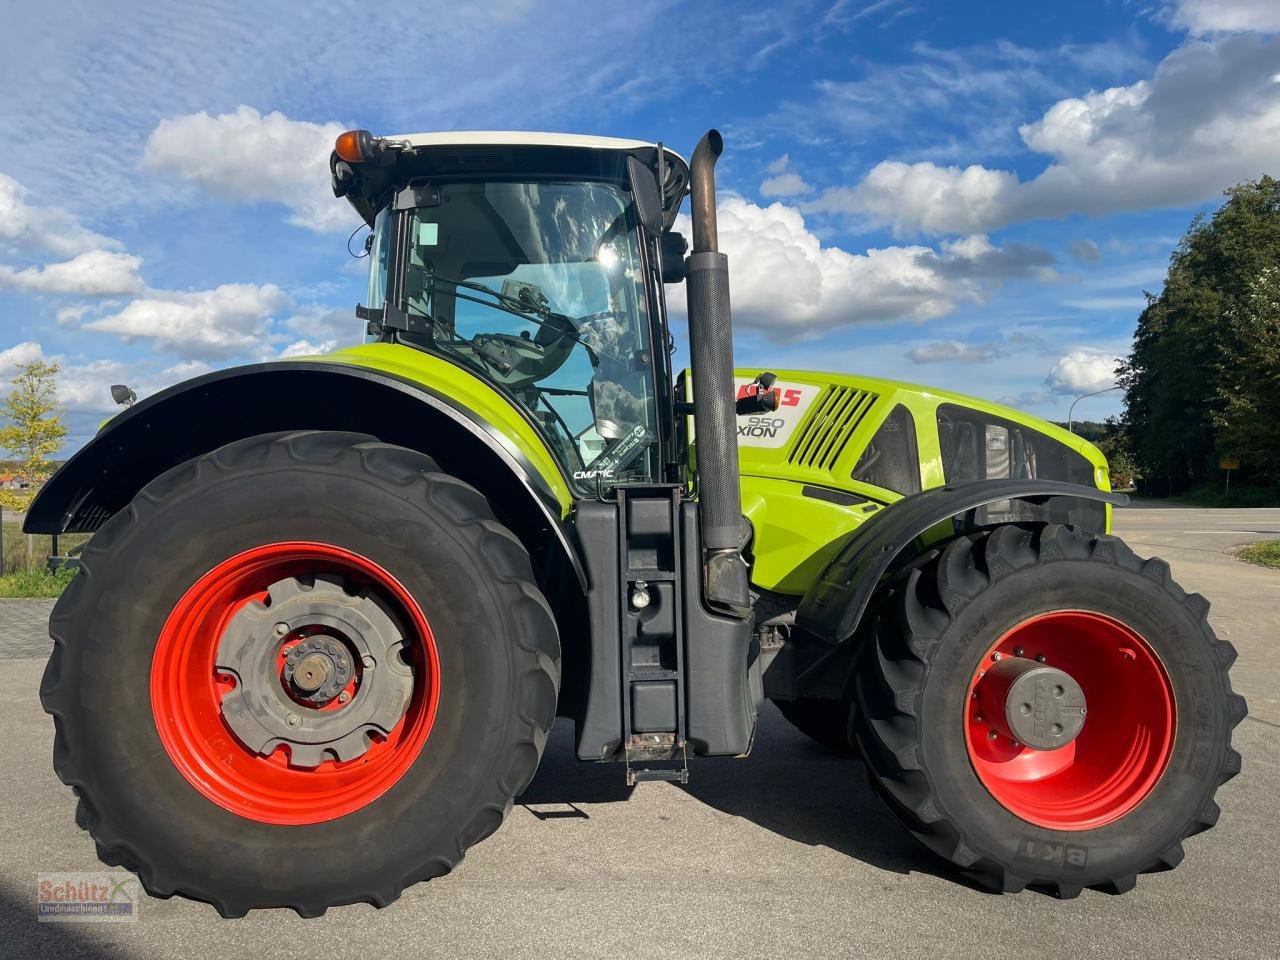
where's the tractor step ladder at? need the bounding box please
[615,486,690,786]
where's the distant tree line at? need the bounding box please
[1119,175,1280,495]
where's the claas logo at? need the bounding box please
[736,384,802,407]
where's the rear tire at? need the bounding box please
[40,431,560,916]
[852,524,1244,896]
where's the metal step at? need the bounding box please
[627,765,689,785]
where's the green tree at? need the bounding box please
[1094,417,1139,491]
[0,359,67,512]
[1120,176,1280,489]
[1216,266,1280,477]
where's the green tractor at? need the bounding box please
[29,129,1243,916]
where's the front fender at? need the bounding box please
[796,479,1128,646]
[26,360,585,590]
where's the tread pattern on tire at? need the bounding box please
[41,430,561,918]
[852,523,1245,898]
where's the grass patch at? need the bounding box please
[1167,483,1280,508]
[1236,539,1280,570]
[0,564,78,598]
[0,521,91,575]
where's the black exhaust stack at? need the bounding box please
[685,130,750,616]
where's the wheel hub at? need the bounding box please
[215,574,415,768]
[282,634,354,704]
[973,656,1087,751]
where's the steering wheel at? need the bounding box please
[470,313,578,390]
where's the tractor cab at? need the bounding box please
[334,132,690,492]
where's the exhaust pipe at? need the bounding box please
[685,130,750,616]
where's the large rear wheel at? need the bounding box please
[41,431,560,916]
[853,524,1244,896]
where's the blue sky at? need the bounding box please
[3,0,1279,453]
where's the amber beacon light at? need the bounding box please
[334,129,377,163]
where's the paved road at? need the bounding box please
[1,507,1276,959]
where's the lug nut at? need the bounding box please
[987,730,999,740]
[286,713,301,727]
[274,622,289,637]
[1036,654,1047,663]
[338,691,351,703]
[992,651,1003,661]
[974,714,984,723]
[1014,646,1024,657]
[362,655,375,669]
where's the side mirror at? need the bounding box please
[627,155,664,236]
[659,231,688,283]
[110,384,137,407]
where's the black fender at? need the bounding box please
[26,361,587,592]
[795,479,1128,648]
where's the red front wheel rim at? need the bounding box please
[964,610,1176,831]
[150,542,440,825]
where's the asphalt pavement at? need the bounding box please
[1,506,1277,959]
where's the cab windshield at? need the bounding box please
[389,180,658,489]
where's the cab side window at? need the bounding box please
[851,404,921,495]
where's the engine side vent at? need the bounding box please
[787,387,878,471]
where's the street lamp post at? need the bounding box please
[1067,385,1122,434]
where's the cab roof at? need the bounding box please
[389,130,685,161]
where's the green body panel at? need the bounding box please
[318,342,576,516]
[731,368,1111,596]
[299,345,1107,598]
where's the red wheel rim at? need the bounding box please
[151,542,439,825]
[964,611,1175,831]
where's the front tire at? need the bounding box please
[41,431,560,916]
[853,524,1244,896]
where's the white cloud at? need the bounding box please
[159,360,213,381]
[0,341,45,376]
[809,34,1280,235]
[760,172,812,197]
[56,305,91,328]
[0,250,143,296]
[53,358,134,412]
[0,173,118,258]
[765,154,792,175]
[817,160,1020,235]
[279,339,337,358]
[907,339,1004,363]
[144,107,355,232]
[84,283,291,359]
[1046,349,1121,394]
[673,197,1052,334]
[1167,0,1280,35]
[282,305,356,343]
